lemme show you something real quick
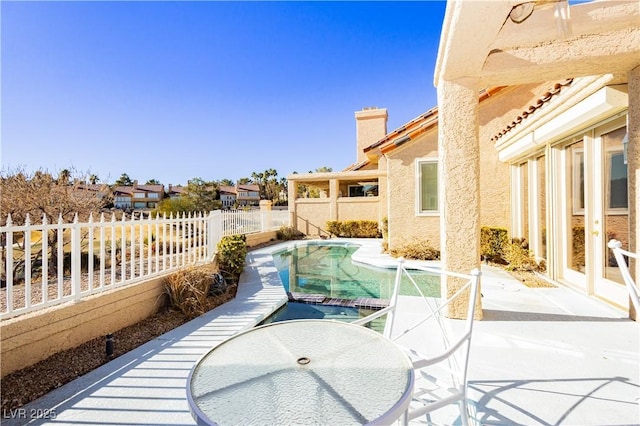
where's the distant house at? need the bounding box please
[236,184,261,207]
[113,181,164,210]
[219,186,237,209]
[218,184,261,209]
[166,184,185,199]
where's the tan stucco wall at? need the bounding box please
[246,230,279,248]
[294,199,332,236]
[336,198,380,222]
[385,89,514,253]
[386,129,441,250]
[1,276,168,377]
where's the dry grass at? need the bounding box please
[164,263,235,318]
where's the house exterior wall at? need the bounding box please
[386,129,441,250]
[384,91,514,253]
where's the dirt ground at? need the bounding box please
[1,307,192,412]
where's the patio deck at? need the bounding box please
[3,240,638,426]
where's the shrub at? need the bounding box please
[503,238,539,271]
[217,234,247,283]
[390,239,440,261]
[325,220,381,238]
[276,225,304,241]
[164,264,231,318]
[480,226,508,263]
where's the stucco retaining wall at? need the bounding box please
[1,275,168,377]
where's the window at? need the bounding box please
[417,159,438,214]
[572,148,585,214]
[348,184,378,197]
[133,192,146,199]
[607,151,628,210]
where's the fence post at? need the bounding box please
[259,200,273,231]
[207,210,222,259]
[71,213,82,300]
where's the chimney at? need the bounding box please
[355,107,387,163]
[133,180,138,189]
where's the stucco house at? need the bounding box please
[112,181,164,210]
[288,0,639,317]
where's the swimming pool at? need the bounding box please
[261,241,439,325]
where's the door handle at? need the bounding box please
[592,230,600,236]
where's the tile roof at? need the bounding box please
[490,78,574,143]
[113,184,164,195]
[343,86,507,171]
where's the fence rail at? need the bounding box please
[1,209,290,319]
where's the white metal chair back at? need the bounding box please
[352,259,481,425]
[608,239,640,314]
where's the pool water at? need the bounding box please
[263,242,439,325]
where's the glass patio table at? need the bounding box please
[187,319,414,425]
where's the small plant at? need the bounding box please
[503,238,539,271]
[325,220,381,238]
[480,226,508,263]
[390,239,440,261]
[164,263,228,318]
[217,234,247,283]
[276,225,304,241]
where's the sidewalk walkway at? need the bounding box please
[4,240,639,426]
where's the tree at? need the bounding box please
[0,167,111,279]
[154,197,194,216]
[237,177,251,185]
[184,178,220,212]
[114,173,133,186]
[58,169,71,185]
[145,178,161,185]
[218,178,234,187]
[250,168,287,204]
[88,174,99,185]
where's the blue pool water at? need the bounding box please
[262,242,439,324]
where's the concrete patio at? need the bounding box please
[4,240,639,426]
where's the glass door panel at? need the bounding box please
[536,155,547,261]
[565,140,586,276]
[599,126,629,289]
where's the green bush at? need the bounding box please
[276,225,305,241]
[217,234,247,283]
[325,220,381,238]
[503,238,539,271]
[480,226,509,263]
[390,239,440,261]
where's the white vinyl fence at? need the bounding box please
[0,209,290,319]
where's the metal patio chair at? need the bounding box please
[352,259,481,426]
[608,239,640,314]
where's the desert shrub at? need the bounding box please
[390,239,440,261]
[325,220,381,238]
[326,221,341,236]
[480,226,508,263]
[217,234,247,283]
[503,238,539,271]
[164,264,231,318]
[276,225,304,241]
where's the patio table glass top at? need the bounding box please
[187,319,414,425]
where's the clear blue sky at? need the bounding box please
[2,1,446,186]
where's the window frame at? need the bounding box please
[415,157,439,216]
